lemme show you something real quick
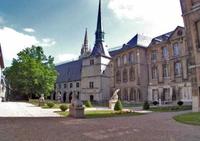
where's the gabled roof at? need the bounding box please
[150,26,184,46]
[56,59,82,83]
[109,34,151,57]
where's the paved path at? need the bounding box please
[0,111,199,141]
[0,102,60,117]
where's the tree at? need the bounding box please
[114,100,123,111]
[4,46,57,99]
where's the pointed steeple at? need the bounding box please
[81,28,89,55]
[91,0,110,58]
[95,0,104,44]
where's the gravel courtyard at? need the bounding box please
[0,111,200,141]
[0,102,60,117]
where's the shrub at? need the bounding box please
[46,102,55,108]
[177,101,184,106]
[85,100,93,108]
[114,100,123,111]
[143,101,150,110]
[153,101,159,106]
[60,104,68,112]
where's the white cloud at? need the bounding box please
[23,28,35,33]
[0,27,56,66]
[39,38,56,47]
[57,53,78,62]
[108,0,184,35]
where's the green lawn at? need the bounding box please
[149,105,192,112]
[29,99,69,109]
[55,110,143,118]
[174,112,200,125]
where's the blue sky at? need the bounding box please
[0,0,183,66]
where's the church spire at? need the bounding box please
[80,28,90,58]
[95,0,104,44]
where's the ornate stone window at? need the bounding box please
[123,68,128,82]
[116,70,121,83]
[64,83,67,88]
[152,66,158,79]
[70,83,73,88]
[163,64,169,78]
[162,47,168,59]
[151,50,157,62]
[129,67,135,81]
[76,82,79,88]
[173,43,180,57]
[174,62,182,76]
[117,57,121,67]
[123,54,127,65]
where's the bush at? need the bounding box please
[85,100,93,108]
[143,101,150,110]
[114,100,123,111]
[46,102,55,108]
[60,104,68,112]
[177,101,184,106]
[153,101,159,106]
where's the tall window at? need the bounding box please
[129,52,134,64]
[76,82,79,88]
[123,55,127,65]
[89,82,94,88]
[90,59,94,65]
[116,70,121,83]
[151,50,157,61]
[163,64,169,78]
[123,88,128,101]
[70,83,73,88]
[123,69,128,82]
[152,66,158,79]
[173,43,180,57]
[162,47,168,59]
[64,83,67,88]
[175,62,182,76]
[117,57,121,67]
[129,67,135,81]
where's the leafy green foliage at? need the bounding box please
[143,101,150,110]
[60,104,68,112]
[47,102,55,108]
[114,100,123,111]
[4,46,57,99]
[85,100,93,108]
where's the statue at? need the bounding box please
[39,94,45,106]
[69,92,85,118]
[57,91,61,102]
[109,89,120,110]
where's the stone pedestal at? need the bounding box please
[39,94,45,106]
[69,105,85,118]
[109,100,117,110]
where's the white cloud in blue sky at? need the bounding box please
[23,28,35,33]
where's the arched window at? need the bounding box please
[129,67,135,81]
[116,70,121,83]
[123,69,128,82]
[123,88,128,101]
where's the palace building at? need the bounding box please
[53,0,193,104]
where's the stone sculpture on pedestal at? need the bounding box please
[109,89,120,110]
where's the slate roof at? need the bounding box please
[56,59,82,83]
[151,31,173,44]
[109,34,151,57]
[90,42,111,58]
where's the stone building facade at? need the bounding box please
[54,0,193,104]
[147,26,192,104]
[0,44,6,102]
[180,0,200,111]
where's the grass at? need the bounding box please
[55,110,143,118]
[174,112,200,126]
[149,105,192,112]
[29,99,69,109]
